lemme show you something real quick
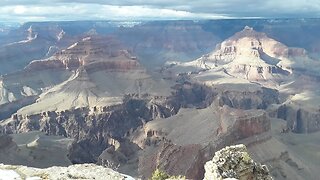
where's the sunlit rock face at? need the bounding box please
[0,35,163,115]
[198,26,293,83]
[166,26,320,87]
[25,36,137,71]
[2,19,320,75]
[165,26,320,136]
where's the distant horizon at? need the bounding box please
[2,17,320,25]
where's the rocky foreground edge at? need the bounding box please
[0,163,135,180]
[204,144,272,180]
[0,144,272,180]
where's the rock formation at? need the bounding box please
[0,144,274,180]
[138,141,204,179]
[203,144,272,180]
[1,92,186,162]
[274,103,320,133]
[139,26,320,179]
[25,36,133,71]
[196,26,292,84]
[216,87,279,110]
[134,103,272,179]
[0,163,134,180]
[0,23,320,180]
[165,26,320,137]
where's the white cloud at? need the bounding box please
[13,5,26,14]
[0,0,319,22]
[0,4,230,22]
[100,5,228,20]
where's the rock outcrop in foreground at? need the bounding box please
[0,144,272,180]
[203,144,272,180]
[0,163,134,180]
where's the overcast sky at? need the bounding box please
[1,0,320,22]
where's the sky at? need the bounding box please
[0,0,320,22]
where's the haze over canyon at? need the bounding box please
[0,19,320,180]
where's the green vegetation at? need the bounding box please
[151,169,186,180]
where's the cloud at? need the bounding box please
[99,5,228,20]
[13,5,27,14]
[0,3,230,22]
[0,0,319,22]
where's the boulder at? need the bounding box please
[203,144,272,180]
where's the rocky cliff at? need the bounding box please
[0,79,278,179]
[0,67,282,179]
[1,24,319,180]
[216,87,279,110]
[3,97,178,163]
[0,35,167,115]
[197,26,292,83]
[203,144,272,180]
[0,163,134,180]
[274,103,320,133]
[132,101,272,179]
[0,144,273,180]
[165,26,320,137]
[167,26,320,88]
[25,36,137,71]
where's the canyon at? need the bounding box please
[0,20,319,180]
